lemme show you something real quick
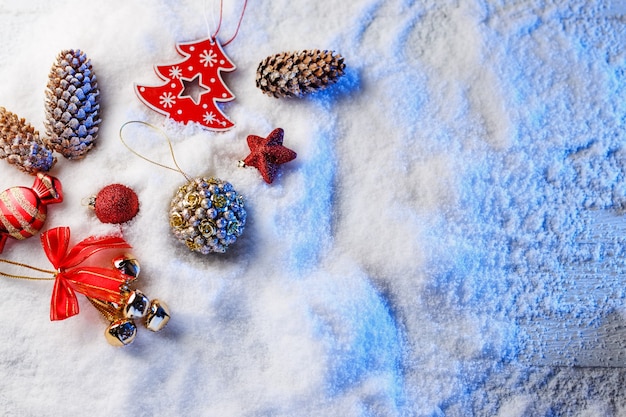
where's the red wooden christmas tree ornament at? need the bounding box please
[0,172,63,253]
[135,38,236,131]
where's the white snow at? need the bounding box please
[0,0,625,415]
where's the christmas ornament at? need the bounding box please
[136,38,236,130]
[169,177,246,254]
[120,121,248,254]
[0,227,170,346]
[44,49,101,159]
[92,292,171,346]
[256,50,346,98]
[0,172,63,253]
[0,106,62,251]
[88,184,140,224]
[135,1,248,131]
[0,106,56,174]
[0,48,102,250]
[239,128,297,184]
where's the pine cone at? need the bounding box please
[0,107,56,174]
[256,50,345,98]
[44,49,100,159]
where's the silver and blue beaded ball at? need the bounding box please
[169,177,246,254]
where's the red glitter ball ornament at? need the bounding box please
[90,184,139,224]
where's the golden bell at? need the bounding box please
[113,257,140,279]
[123,290,150,319]
[145,299,170,332]
[105,319,137,346]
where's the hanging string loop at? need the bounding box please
[205,0,248,45]
[119,121,192,182]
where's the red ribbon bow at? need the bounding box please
[41,227,132,321]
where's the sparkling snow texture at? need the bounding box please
[0,0,624,416]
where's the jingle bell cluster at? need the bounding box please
[41,227,170,346]
[91,257,170,346]
[169,177,246,254]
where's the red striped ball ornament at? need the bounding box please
[0,172,63,253]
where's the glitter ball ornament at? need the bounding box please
[169,177,246,254]
[88,184,139,224]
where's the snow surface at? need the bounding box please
[0,0,625,415]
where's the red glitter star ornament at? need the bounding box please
[241,128,297,184]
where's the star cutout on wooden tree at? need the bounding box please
[240,128,297,184]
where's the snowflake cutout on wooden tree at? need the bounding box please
[135,38,236,131]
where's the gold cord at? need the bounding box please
[0,259,56,281]
[119,120,192,182]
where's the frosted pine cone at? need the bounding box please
[44,49,100,159]
[256,50,345,98]
[0,107,56,174]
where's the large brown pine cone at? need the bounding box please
[256,50,345,98]
[44,49,100,159]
